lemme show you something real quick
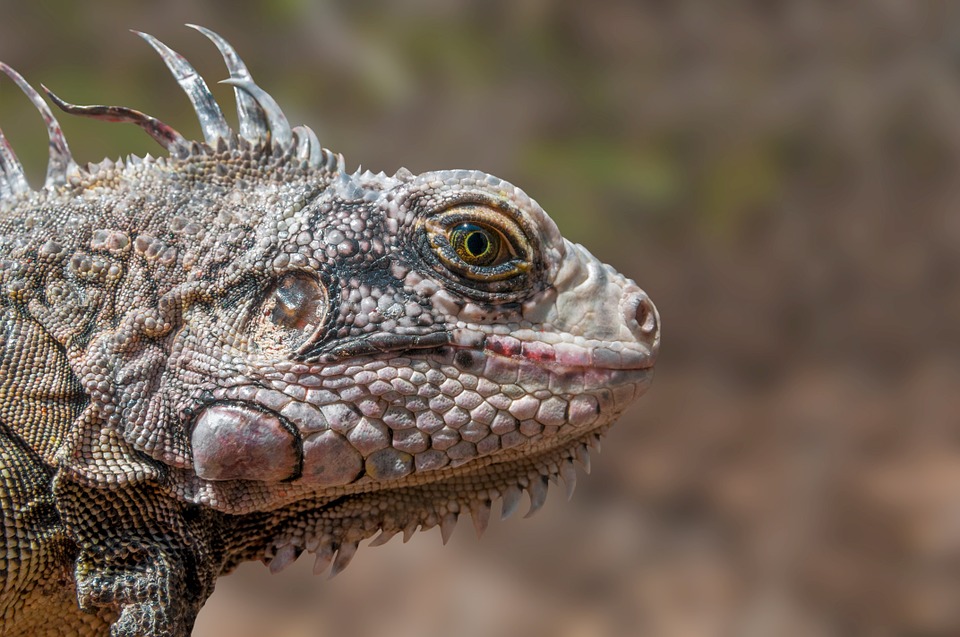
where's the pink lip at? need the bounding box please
[479,333,655,372]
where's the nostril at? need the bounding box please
[636,296,657,335]
[623,291,659,341]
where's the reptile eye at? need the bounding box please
[450,223,500,267]
[425,205,531,284]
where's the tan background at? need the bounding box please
[2,2,958,635]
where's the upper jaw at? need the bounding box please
[468,330,656,372]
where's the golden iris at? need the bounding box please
[450,223,499,266]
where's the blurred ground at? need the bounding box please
[3,1,959,636]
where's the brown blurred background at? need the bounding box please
[3,1,959,635]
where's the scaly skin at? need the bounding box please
[0,27,659,636]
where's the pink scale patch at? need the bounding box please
[520,340,556,363]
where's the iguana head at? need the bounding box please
[185,162,659,502]
[2,27,658,575]
[197,170,657,573]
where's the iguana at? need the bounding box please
[0,26,659,636]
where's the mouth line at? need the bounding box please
[410,343,655,382]
[473,348,655,373]
[464,331,655,373]
[301,331,453,362]
[297,329,655,376]
[480,348,654,373]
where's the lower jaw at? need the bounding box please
[222,356,656,573]
[249,419,620,577]
[192,364,652,510]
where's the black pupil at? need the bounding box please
[466,230,489,256]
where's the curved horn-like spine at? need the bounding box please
[133,31,232,145]
[42,86,189,155]
[185,24,269,143]
[219,76,293,152]
[0,63,78,189]
[292,125,323,167]
[0,127,28,197]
